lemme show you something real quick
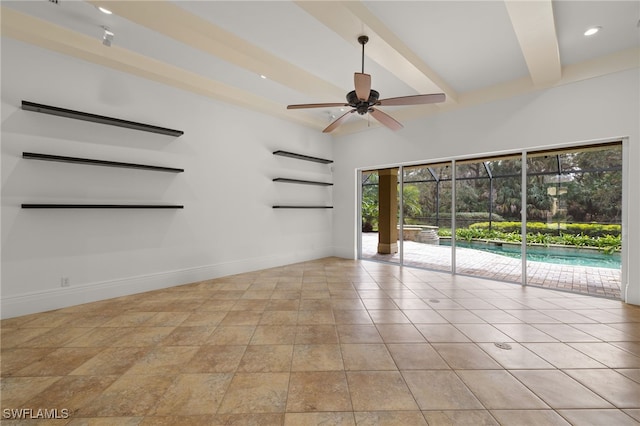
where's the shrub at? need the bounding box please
[470,221,621,237]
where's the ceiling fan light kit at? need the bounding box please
[287,35,446,133]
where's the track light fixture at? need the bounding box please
[102,26,114,47]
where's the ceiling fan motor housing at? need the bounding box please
[347,89,379,115]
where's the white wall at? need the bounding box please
[1,39,334,318]
[332,69,640,305]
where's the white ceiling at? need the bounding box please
[2,1,639,135]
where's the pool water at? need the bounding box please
[444,240,621,269]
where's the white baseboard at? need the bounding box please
[1,248,333,319]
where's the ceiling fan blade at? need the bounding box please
[369,107,403,131]
[377,93,446,106]
[323,109,355,133]
[354,73,371,101]
[287,103,348,109]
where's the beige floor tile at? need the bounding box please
[453,324,513,343]
[532,323,601,342]
[125,346,199,375]
[490,409,570,425]
[433,343,502,369]
[291,344,344,371]
[286,371,352,412]
[510,369,614,409]
[336,324,383,343]
[570,323,638,341]
[220,311,262,326]
[624,409,640,422]
[15,347,103,376]
[415,324,470,342]
[333,310,373,324]
[294,325,339,344]
[470,309,522,323]
[563,369,640,408]
[367,309,410,324]
[259,310,299,326]
[99,312,158,327]
[249,325,297,344]
[435,309,486,324]
[387,343,449,370]
[285,412,354,425]
[205,326,256,345]
[347,371,418,411]
[616,368,640,383]
[568,342,640,368]
[403,370,483,410]
[25,375,118,414]
[19,327,93,348]
[0,348,56,377]
[63,327,133,347]
[376,324,425,343]
[217,372,289,413]
[297,310,335,325]
[160,326,216,346]
[492,323,557,342]
[355,411,428,425]
[557,409,639,426]
[67,417,143,425]
[144,312,190,327]
[422,410,498,425]
[0,376,62,408]
[341,343,396,371]
[111,327,175,347]
[178,311,226,327]
[71,347,150,376]
[151,373,233,415]
[477,342,554,369]
[77,374,176,417]
[523,342,606,368]
[182,345,246,373]
[401,309,448,324]
[457,370,548,409]
[1,327,51,348]
[237,345,292,372]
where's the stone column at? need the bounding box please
[377,168,398,254]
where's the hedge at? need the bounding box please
[469,221,621,237]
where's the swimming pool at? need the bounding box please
[442,240,621,269]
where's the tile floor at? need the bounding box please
[1,257,639,425]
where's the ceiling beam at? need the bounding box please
[295,0,458,103]
[505,0,561,86]
[0,7,322,130]
[88,0,346,103]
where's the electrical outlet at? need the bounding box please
[60,277,70,287]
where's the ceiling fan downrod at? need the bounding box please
[358,35,368,74]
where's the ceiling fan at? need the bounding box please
[287,35,446,133]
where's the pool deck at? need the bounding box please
[361,233,621,299]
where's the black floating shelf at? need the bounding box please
[23,152,184,173]
[273,178,333,186]
[273,150,333,164]
[21,101,184,137]
[272,206,333,209]
[22,204,183,209]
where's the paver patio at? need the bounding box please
[361,233,621,299]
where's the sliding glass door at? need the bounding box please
[358,141,623,299]
[401,163,452,271]
[454,156,523,283]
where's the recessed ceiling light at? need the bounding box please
[260,74,267,79]
[584,26,601,36]
[97,6,112,15]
